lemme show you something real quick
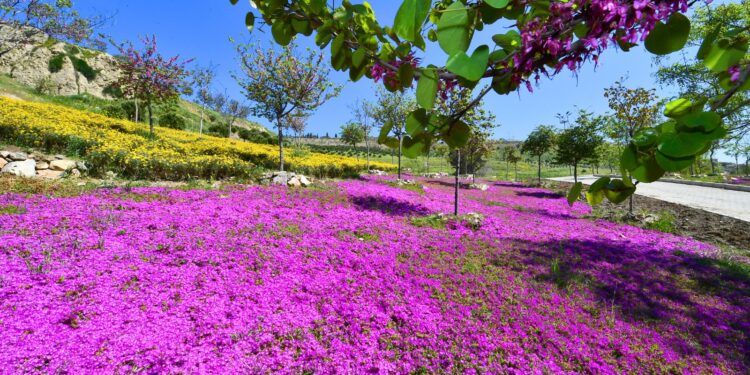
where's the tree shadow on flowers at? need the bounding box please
[487,237,750,370]
[349,195,432,217]
[514,190,564,199]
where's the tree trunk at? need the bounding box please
[537,155,542,183]
[397,134,403,180]
[574,162,578,184]
[365,137,370,171]
[454,150,460,216]
[514,163,518,181]
[148,103,154,136]
[710,148,716,174]
[506,161,510,180]
[135,98,139,123]
[277,119,285,171]
[199,105,205,134]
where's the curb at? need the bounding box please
[592,175,750,193]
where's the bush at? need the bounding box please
[208,124,229,137]
[238,128,276,144]
[159,112,186,130]
[102,83,123,98]
[48,54,66,73]
[69,56,97,81]
[34,76,57,95]
[103,102,129,120]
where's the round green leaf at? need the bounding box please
[446,45,489,81]
[437,2,471,55]
[416,68,438,110]
[644,12,690,55]
[484,0,510,9]
[271,21,293,46]
[605,180,636,204]
[632,155,665,183]
[655,151,694,172]
[406,109,428,136]
[245,12,255,33]
[633,128,658,148]
[492,30,521,51]
[702,38,748,73]
[664,98,692,118]
[567,182,583,206]
[393,0,431,43]
[621,144,638,171]
[443,120,470,149]
[678,111,721,132]
[658,132,711,158]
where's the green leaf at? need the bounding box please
[605,179,636,204]
[589,177,611,193]
[230,0,238,4]
[398,63,415,86]
[586,190,604,206]
[245,12,255,33]
[416,68,438,110]
[702,38,748,73]
[621,144,638,171]
[664,98,692,118]
[446,45,489,81]
[658,132,711,159]
[655,151,694,172]
[378,121,393,144]
[443,120,470,148]
[567,182,583,206]
[644,12,690,55]
[632,155,665,183]
[403,136,428,158]
[291,18,312,36]
[352,48,367,68]
[406,109,427,136]
[271,21,293,46]
[393,0,431,43]
[492,30,521,51]
[633,128,659,148]
[678,111,721,132]
[484,0,510,9]
[437,2,471,55]
[697,27,719,60]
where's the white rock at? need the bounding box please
[1,159,36,177]
[299,175,312,187]
[35,161,49,170]
[37,169,64,179]
[67,169,81,178]
[0,151,9,158]
[7,152,27,161]
[287,176,302,187]
[0,158,7,169]
[50,159,77,171]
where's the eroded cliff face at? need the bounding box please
[0,25,121,98]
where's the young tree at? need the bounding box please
[502,145,522,181]
[0,0,104,58]
[603,80,660,146]
[234,42,341,171]
[340,122,365,159]
[114,36,192,136]
[350,99,376,169]
[554,110,605,183]
[208,92,251,138]
[191,64,216,134]
[521,125,556,183]
[372,88,415,179]
[286,110,308,144]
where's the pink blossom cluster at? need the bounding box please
[0,178,747,373]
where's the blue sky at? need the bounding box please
[73,0,729,158]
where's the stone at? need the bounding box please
[75,161,88,172]
[105,171,117,180]
[54,155,66,160]
[35,161,49,170]
[1,159,36,177]
[469,183,489,191]
[271,171,295,186]
[36,169,64,179]
[0,151,9,158]
[287,176,302,187]
[0,158,7,169]
[299,175,312,187]
[67,169,81,178]
[7,152,28,161]
[50,159,77,171]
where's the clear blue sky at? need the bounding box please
[73,0,731,159]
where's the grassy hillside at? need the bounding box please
[0,74,270,136]
[0,96,394,179]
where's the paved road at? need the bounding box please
[552,175,750,222]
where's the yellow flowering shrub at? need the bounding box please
[0,97,395,179]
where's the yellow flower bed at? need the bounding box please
[0,97,395,179]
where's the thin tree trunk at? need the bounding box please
[514,163,518,181]
[574,162,578,184]
[135,98,139,123]
[710,148,716,174]
[454,150,460,216]
[629,195,634,215]
[397,134,403,180]
[148,103,153,136]
[506,161,510,180]
[365,137,370,170]
[537,155,542,183]
[277,119,285,171]
[199,105,205,134]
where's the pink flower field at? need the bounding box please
[1,177,748,373]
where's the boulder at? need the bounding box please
[75,161,88,172]
[0,158,7,169]
[299,175,312,187]
[469,183,489,191]
[67,169,81,178]
[0,151,9,158]
[35,161,49,170]
[50,159,77,171]
[54,154,65,160]
[1,159,36,177]
[287,176,302,187]
[271,171,295,186]
[37,169,64,179]
[7,152,28,161]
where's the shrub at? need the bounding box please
[208,124,229,137]
[159,112,186,130]
[48,54,66,73]
[102,83,123,98]
[69,56,97,81]
[34,76,57,95]
[238,128,276,144]
[103,102,128,119]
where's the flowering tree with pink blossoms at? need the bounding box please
[114,36,192,136]
[233,0,749,206]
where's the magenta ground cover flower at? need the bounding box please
[0,178,747,373]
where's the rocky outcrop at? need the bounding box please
[259,171,314,187]
[0,25,121,98]
[0,148,84,179]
